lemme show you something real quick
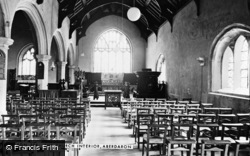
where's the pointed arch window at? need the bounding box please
[93,29,132,73]
[156,54,166,83]
[18,45,36,76]
[218,35,249,96]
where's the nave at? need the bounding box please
[80,107,141,156]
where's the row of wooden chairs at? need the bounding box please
[134,113,250,156]
[6,96,91,127]
[0,114,81,156]
[120,100,214,124]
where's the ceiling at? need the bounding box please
[56,0,200,42]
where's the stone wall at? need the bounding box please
[146,0,250,112]
[77,15,146,72]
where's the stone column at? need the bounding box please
[36,54,51,90]
[57,61,67,80]
[68,65,75,84]
[0,37,13,116]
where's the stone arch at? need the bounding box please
[0,2,6,37]
[52,30,65,62]
[67,43,74,66]
[0,1,11,37]
[15,1,48,55]
[209,23,250,92]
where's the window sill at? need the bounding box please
[209,92,250,100]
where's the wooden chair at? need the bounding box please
[217,114,236,125]
[153,108,168,115]
[235,123,250,156]
[145,98,155,101]
[178,114,196,124]
[60,115,84,143]
[220,123,249,156]
[0,123,24,140]
[196,123,219,156]
[0,114,23,140]
[201,140,231,156]
[197,114,217,124]
[203,107,220,115]
[157,98,166,103]
[166,123,196,156]
[200,103,213,112]
[133,107,151,133]
[219,108,233,114]
[25,122,51,140]
[142,124,168,156]
[135,114,154,149]
[156,114,174,136]
[170,108,185,117]
[236,113,250,123]
[71,107,86,141]
[186,108,202,115]
[187,104,200,109]
[55,122,79,156]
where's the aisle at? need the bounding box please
[79,107,141,156]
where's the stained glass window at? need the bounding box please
[94,29,131,73]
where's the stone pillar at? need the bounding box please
[36,54,51,90]
[57,61,67,80]
[0,37,13,116]
[68,65,75,84]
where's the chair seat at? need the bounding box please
[167,139,196,144]
[214,136,236,143]
[143,134,164,144]
[235,139,250,145]
[59,134,79,142]
[6,136,21,140]
[29,136,49,140]
[135,125,148,130]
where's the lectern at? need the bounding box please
[104,90,122,109]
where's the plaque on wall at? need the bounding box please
[37,62,44,79]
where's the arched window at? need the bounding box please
[18,45,36,76]
[156,54,166,83]
[93,29,131,73]
[222,47,234,89]
[240,39,249,89]
[213,31,249,96]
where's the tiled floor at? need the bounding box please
[79,107,142,156]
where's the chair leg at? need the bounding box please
[146,142,149,156]
[190,144,194,156]
[224,144,229,156]
[201,144,205,156]
[167,143,171,156]
[235,144,240,156]
[142,140,144,156]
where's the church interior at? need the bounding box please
[0,0,249,156]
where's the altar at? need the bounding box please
[104,90,122,109]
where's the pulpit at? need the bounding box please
[104,90,122,109]
[135,70,161,98]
